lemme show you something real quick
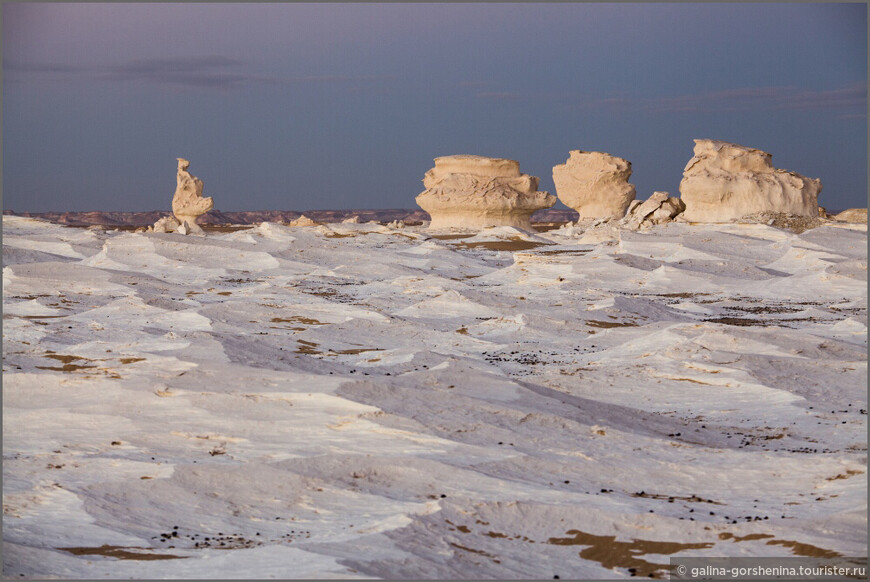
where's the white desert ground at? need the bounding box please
[2,214,867,579]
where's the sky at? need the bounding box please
[3,2,867,212]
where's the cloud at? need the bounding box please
[96,56,265,88]
[837,112,867,120]
[284,75,393,83]
[4,61,87,73]
[475,83,867,114]
[775,83,867,111]
[4,56,391,89]
[649,83,867,113]
[475,92,523,101]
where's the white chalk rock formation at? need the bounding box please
[622,192,685,229]
[552,151,636,219]
[152,216,181,233]
[833,208,867,224]
[416,155,555,230]
[287,215,320,227]
[172,158,213,234]
[679,140,822,223]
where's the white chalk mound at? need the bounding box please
[172,158,214,234]
[287,215,320,227]
[552,150,636,219]
[679,139,822,223]
[415,155,555,231]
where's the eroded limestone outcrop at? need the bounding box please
[287,215,320,227]
[416,155,555,231]
[172,158,213,234]
[552,151,636,219]
[679,140,822,223]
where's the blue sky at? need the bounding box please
[3,3,867,212]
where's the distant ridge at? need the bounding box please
[2,208,579,227]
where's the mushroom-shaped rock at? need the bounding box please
[552,151,636,219]
[679,140,822,223]
[415,155,555,231]
[172,158,213,234]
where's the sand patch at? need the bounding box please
[449,542,501,564]
[295,339,321,355]
[459,240,550,252]
[429,234,474,241]
[202,225,254,233]
[717,532,842,558]
[334,348,383,355]
[59,544,186,561]
[718,532,775,542]
[766,539,843,558]
[271,316,327,326]
[294,339,382,356]
[36,353,97,372]
[586,320,639,328]
[535,248,592,256]
[547,529,713,579]
[826,469,864,481]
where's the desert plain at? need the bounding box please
[2,212,867,579]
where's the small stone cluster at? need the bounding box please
[621,192,686,230]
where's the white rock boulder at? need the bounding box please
[622,192,685,229]
[172,158,213,234]
[152,216,181,233]
[415,155,555,231]
[679,140,822,223]
[552,151,636,219]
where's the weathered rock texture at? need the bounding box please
[679,140,822,223]
[833,208,867,224]
[172,158,214,234]
[552,151,636,219]
[416,155,555,230]
[736,212,825,234]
